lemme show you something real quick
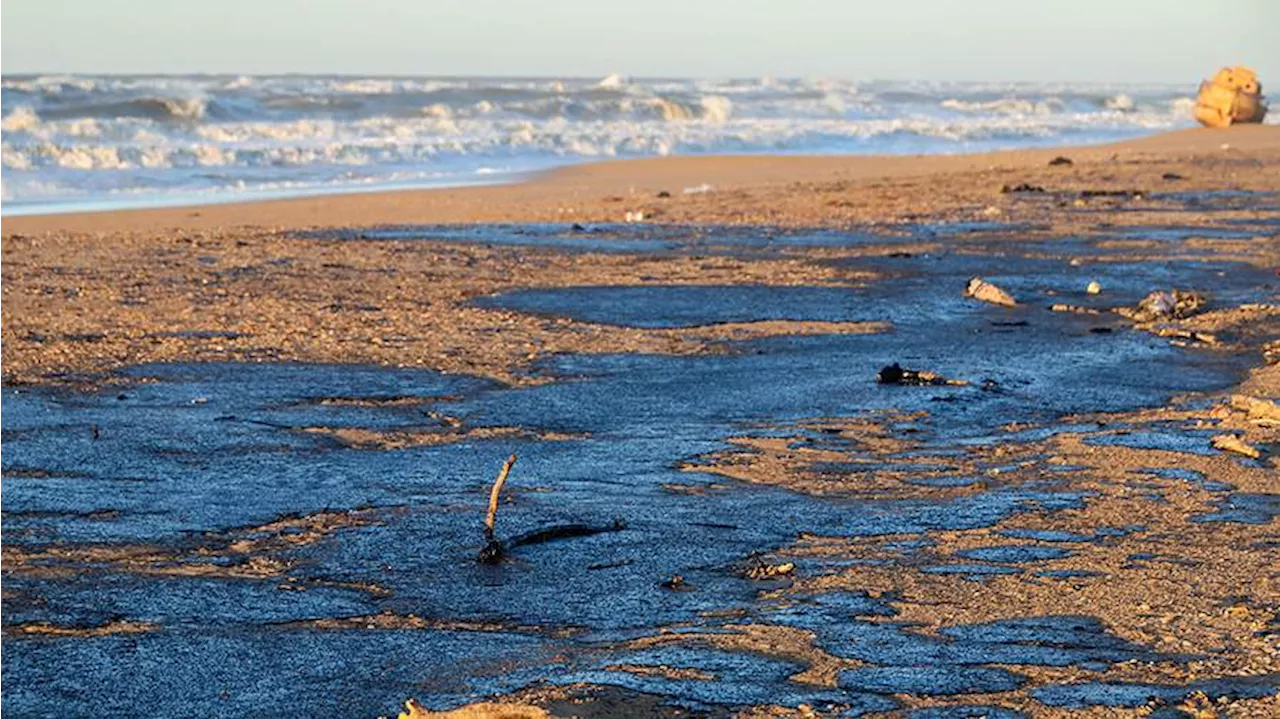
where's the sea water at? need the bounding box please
[0,74,1235,214]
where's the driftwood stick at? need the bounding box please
[506,518,626,549]
[483,454,517,541]
[477,455,627,564]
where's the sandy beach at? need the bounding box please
[4,127,1279,717]
[4,126,1279,386]
[6,125,1279,236]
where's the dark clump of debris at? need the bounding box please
[1048,156,1074,166]
[1264,340,1280,365]
[1080,189,1145,200]
[1001,182,1046,194]
[877,363,968,387]
[1115,290,1207,323]
[742,555,795,581]
[660,575,690,591]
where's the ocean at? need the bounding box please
[0,74,1227,215]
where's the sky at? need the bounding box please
[3,0,1277,82]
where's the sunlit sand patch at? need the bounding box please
[1,231,875,387]
[296,425,586,450]
[622,623,859,688]
[601,664,716,682]
[394,698,549,719]
[650,320,890,344]
[2,506,387,586]
[7,619,158,638]
[680,412,1055,499]
[747,397,1279,710]
[276,611,571,638]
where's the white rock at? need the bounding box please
[964,277,1017,307]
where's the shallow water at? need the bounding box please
[3,221,1277,715]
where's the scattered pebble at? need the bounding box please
[1265,340,1280,365]
[1154,327,1218,345]
[1229,394,1280,424]
[1086,281,1102,295]
[623,210,644,223]
[744,561,795,580]
[1050,303,1101,315]
[1211,434,1261,459]
[683,183,713,195]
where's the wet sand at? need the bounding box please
[4,126,1278,387]
[4,125,1279,236]
[3,127,1279,717]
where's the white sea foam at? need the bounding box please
[222,76,255,90]
[1,106,42,132]
[1105,93,1136,112]
[940,98,1061,115]
[2,144,34,170]
[157,96,209,120]
[700,96,733,123]
[0,74,1204,212]
[597,73,627,90]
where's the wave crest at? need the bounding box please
[0,74,1202,211]
[2,106,42,132]
[940,98,1061,115]
[597,73,627,90]
[1105,93,1136,112]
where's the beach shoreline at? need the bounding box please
[1,74,1213,226]
[5,125,1278,237]
[3,125,1278,388]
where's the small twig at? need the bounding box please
[484,454,517,542]
[477,454,517,564]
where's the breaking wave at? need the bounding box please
[78,96,212,122]
[2,74,1203,212]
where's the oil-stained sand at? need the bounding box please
[3,139,1279,717]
